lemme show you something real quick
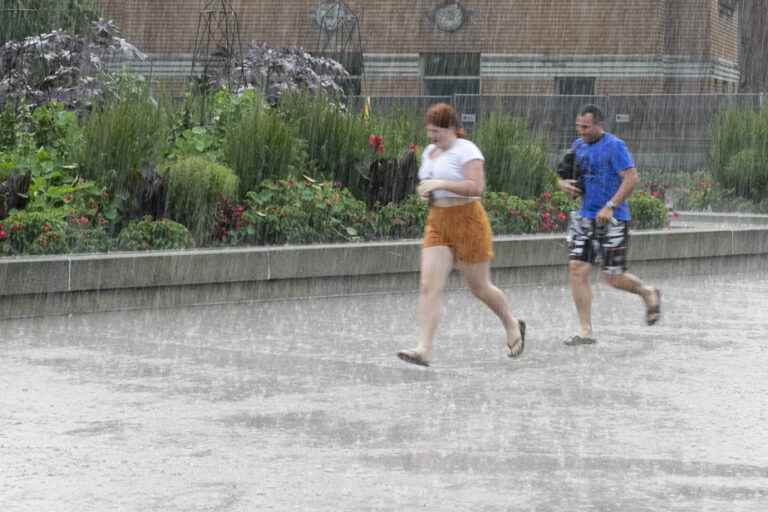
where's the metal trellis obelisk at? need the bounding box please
[313,1,365,95]
[190,0,245,120]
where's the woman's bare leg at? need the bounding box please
[409,246,455,361]
[460,261,522,352]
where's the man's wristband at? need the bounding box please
[605,200,617,209]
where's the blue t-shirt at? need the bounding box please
[572,132,635,221]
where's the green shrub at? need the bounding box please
[29,102,78,150]
[80,83,167,198]
[0,209,69,255]
[162,156,238,244]
[233,178,371,245]
[116,216,194,251]
[0,102,16,150]
[473,112,550,198]
[709,108,768,202]
[223,104,306,195]
[482,192,538,234]
[278,92,369,193]
[368,193,428,240]
[65,221,112,254]
[168,88,264,162]
[723,148,768,201]
[628,192,668,230]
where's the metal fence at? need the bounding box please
[349,94,767,170]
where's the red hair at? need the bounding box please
[425,103,465,138]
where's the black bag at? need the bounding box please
[556,149,584,195]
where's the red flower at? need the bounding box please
[557,212,567,222]
[42,224,50,233]
[368,134,384,155]
[79,216,89,226]
[0,230,7,240]
[542,191,551,201]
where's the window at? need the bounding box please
[555,77,596,95]
[422,53,480,96]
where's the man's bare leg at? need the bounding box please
[569,260,594,337]
[604,272,660,319]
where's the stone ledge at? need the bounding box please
[1,226,766,319]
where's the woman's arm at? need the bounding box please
[417,159,485,198]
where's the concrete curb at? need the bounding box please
[1,218,768,320]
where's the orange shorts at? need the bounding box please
[422,201,494,264]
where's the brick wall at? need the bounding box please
[96,0,739,94]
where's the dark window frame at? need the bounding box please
[555,76,596,96]
[421,52,480,96]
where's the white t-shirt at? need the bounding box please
[418,139,485,199]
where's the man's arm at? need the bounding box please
[596,168,639,223]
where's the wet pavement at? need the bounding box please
[1,270,767,511]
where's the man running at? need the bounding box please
[557,104,661,345]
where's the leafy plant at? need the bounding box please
[0,208,69,255]
[233,177,371,244]
[162,156,238,244]
[473,112,550,198]
[709,108,768,202]
[628,192,669,230]
[0,19,146,109]
[278,91,369,194]
[0,102,16,150]
[79,81,167,200]
[222,104,306,195]
[368,193,428,240]
[116,216,194,251]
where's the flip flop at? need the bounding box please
[646,288,661,326]
[507,319,526,358]
[563,334,597,346]
[397,349,430,367]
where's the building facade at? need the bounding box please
[97,0,740,96]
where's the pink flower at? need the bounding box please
[0,230,7,240]
[79,216,89,226]
[557,212,567,222]
[542,192,551,201]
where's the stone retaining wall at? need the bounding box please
[2,224,767,320]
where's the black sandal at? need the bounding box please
[646,288,661,326]
[397,349,430,367]
[507,319,526,358]
[563,335,597,346]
